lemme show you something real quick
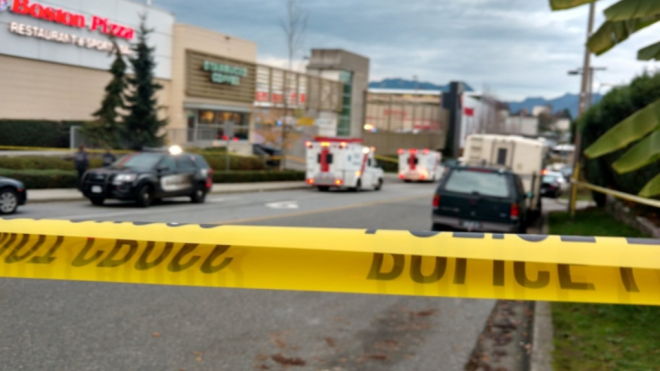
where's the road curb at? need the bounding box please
[25,183,309,204]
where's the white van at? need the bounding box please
[461,134,547,217]
[306,138,384,192]
[398,149,443,182]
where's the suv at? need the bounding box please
[81,151,213,207]
[432,166,531,233]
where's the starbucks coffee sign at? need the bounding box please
[203,60,247,86]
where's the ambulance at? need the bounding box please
[306,137,384,192]
[398,148,443,182]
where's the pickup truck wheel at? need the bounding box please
[90,197,105,206]
[136,185,153,208]
[375,178,383,191]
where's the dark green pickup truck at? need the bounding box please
[431,166,532,233]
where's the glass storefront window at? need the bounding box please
[191,109,251,141]
[199,111,215,124]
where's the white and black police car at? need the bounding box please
[81,146,213,207]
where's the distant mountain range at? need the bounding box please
[369,78,602,119]
[369,78,474,92]
[507,93,603,119]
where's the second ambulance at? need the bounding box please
[306,138,384,192]
[398,148,443,182]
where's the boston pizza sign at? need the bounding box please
[7,0,135,39]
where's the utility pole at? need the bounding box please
[568,2,596,217]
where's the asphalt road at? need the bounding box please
[0,181,496,371]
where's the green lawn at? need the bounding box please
[549,209,660,371]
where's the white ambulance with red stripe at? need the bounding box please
[398,148,443,182]
[305,137,384,192]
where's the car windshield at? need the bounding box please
[443,170,510,198]
[544,175,559,183]
[112,153,163,169]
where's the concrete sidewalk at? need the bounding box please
[27,181,308,203]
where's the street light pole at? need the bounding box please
[569,2,596,217]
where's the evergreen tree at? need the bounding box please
[83,40,127,149]
[123,14,167,150]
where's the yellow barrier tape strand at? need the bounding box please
[375,155,398,164]
[1,219,659,305]
[573,180,660,209]
[0,145,133,155]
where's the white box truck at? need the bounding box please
[460,134,547,217]
[397,148,443,182]
[305,137,384,192]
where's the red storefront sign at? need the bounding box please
[10,0,135,39]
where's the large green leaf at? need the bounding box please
[584,98,660,158]
[549,0,598,10]
[605,0,660,21]
[587,15,660,55]
[639,173,660,197]
[612,130,660,173]
[638,40,660,60]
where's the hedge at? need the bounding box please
[0,169,305,189]
[578,72,660,204]
[0,169,78,189]
[0,120,86,148]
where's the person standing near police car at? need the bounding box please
[74,145,90,190]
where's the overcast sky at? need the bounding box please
[154,0,659,101]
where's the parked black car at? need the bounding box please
[432,166,531,233]
[81,150,213,207]
[541,174,564,198]
[0,176,27,215]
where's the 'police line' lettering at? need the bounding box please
[367,253,638,292]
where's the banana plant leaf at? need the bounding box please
[549,0,598,10]
[612,130,660,173]
[639,173,660,198]
[605,0,660,21]
[584,98,660,158]
[638,40,660,60]
[587,15,660,55]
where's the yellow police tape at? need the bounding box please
[375,155,398,164]
[1,218,659,306]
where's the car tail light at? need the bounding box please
[335,179,343,186]
[420,174,427,180]
[433,194,441,209]
[339,142,347,149]
[233,137,239,142]
[307,179,315,185]
[306,141,313,149]
[399,174,405,179]
[222,135,229,141]
[398,149,404,155]
[511,203,520,220]
[206,169,213,189]
[409,149,418,155]
[423,149,430,155]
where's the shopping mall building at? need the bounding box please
[0,0,370,149]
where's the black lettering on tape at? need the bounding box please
[365,229,377,235]
[72,239,102,267]
[5,235,45,263]
[410,231,438,238]
[514,262,550,289]
[201,245,233,274]
[29,236,64,265]
[167,244,200,272]
[518,235,548,242]
[620,268,640,292]
[135,242,173,271]
[410,256,447,284]
[493,260,505,286]
[98,240,139,268]
[0,234,19,256]
[367,253,405,281]
[561,236,596,243]
[0,233,9,246]
[454,258,467,284]
[0,234,30,258]
[492,234,505,240]
[558,264,595,290]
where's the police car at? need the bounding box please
[81,146,213,207]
